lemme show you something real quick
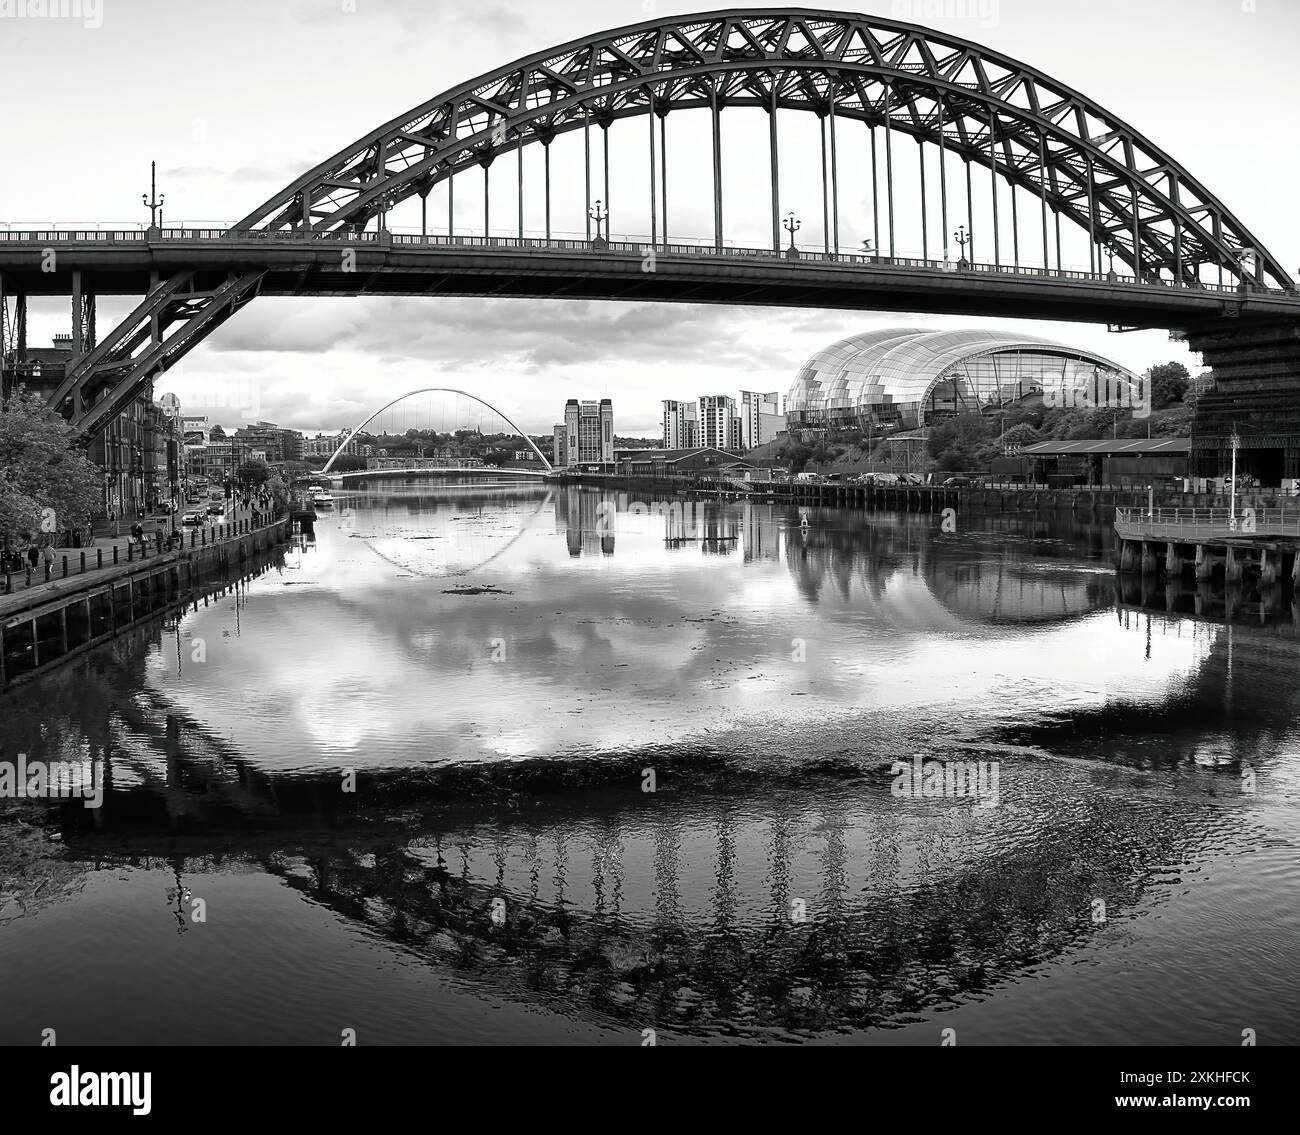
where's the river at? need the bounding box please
[1,481,1297,1045]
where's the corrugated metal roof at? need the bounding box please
[1019,438,1191,456]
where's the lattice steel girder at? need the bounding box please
[232,7,1288,289]
[0,275,29,367]
[58,270,265,433]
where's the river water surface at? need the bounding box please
[1,481,1297,1045]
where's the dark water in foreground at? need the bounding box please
[2,482,1298,1045]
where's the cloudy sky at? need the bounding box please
[3,0,1296,437]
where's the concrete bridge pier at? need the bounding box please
[1140,541,1159,576]
[1293,551,1300,586]
[1194,545,1215,580]
[1224,546,1243,583]
[1166,542,1185,577]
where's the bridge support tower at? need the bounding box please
[1188,320,1300,485]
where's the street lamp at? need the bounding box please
[784,212,801,260]
[953,224,970,269]
[1229,424,1240,527]
[142,160,165,231]
[588,199,608,249]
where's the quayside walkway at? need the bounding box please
[1114,507,1300,582]
[2,503,264,601]
[1,512,292,689]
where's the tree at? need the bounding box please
[1000,422,1041,451]
[0,386,101,544]
[781,441,813,472]
[1145,361,1190,408]
[927,413,992,470]
[236,458,270,488]
[265,474,289,515]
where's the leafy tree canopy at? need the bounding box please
[236,458,270,487]
[1145,361,1191,408]
[0,386,100,542]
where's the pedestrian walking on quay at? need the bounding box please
[27,543,40,571]
[41,542,55,573]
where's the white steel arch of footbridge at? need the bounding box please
[321,387,553,473]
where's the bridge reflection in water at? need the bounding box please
[25,719,1213,1038]
[3,492,1294,1042]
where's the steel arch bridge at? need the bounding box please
[321,387,552,473]
[1,7,1297,446]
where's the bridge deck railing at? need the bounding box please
[1,227,1295,297]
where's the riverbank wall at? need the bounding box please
[0,516,293,689]
[549,473,1292,515]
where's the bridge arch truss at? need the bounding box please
[321,387,553,473]
[239,7,1288,290]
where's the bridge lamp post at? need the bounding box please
[1106,247,1117,282]
[142,160,165,234]
[954,224,970,270]
[784,212,801,260]
[589,199,608,249]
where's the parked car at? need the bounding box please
[943,475,971,487]
[182,509,206,526]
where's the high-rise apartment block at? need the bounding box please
[696,395,737,451]
[554,398,614,467]
[740,391,783,449]
[662,399,698,450]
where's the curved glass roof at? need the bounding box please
[787,327,925,416]
[788,328,1140,420]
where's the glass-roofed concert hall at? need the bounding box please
[785,328,1145,431]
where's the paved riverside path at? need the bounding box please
[0,503,279,615]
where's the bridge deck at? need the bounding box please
[333,466,546,480]
[2,230,1298,326]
